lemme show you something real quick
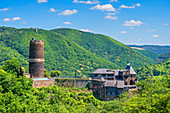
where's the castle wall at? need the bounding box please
[74,79,89,88]
[55,78,89,88]
[33,79,55,88]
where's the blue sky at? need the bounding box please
[0,0,170,45]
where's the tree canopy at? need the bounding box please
[0,59,169,112]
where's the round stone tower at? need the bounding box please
[29,38,44,78]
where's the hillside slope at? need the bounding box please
[159,52,170,61]
[136,59,170,80]
[52,28,155,68]
[0,27,118,76]
[0,27,156,76]
[132,49,159,60]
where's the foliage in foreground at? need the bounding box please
[0,59,169,113]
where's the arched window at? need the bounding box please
[125,81,128,85]
[130,80,134,85]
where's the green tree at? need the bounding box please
[44,69,49,77]
[50,70,61,77]
[2,58,20,76]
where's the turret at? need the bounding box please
[29,39,44,78]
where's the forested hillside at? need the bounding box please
[132,49,159,60]
[52,28,155,68]
[0,27,155,76]
[159,52,170,61]
[0,58,169,112]
[137,59,170,80]
[0,27,118,76]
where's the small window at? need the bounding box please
[102,74,106,77]
[108,98,110,100]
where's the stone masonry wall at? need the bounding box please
[33,79,55,88]
[55,78,89,88]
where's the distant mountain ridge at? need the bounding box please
[130,48,160,60]
[0,27,155,76]
[128,45,170,54]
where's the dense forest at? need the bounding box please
[0,27,155,77]
[159,52,170,61]
[132,49,159,60]
[52,28,155,68]
[0,58,169,112]
[136,58,170,80]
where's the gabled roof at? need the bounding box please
[111,70,127,75]
[125,65,137,75]
[91,69,114,74]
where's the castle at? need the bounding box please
[28,38,138,100]
[27,38,54,88]
[91,62,138,101]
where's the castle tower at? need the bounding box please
[29,38,44,78]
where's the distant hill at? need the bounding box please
[52,28,155,69]
[131,49,159,60]
[0,27,155,76]
[128,45,170,54]
[159,52,170,61]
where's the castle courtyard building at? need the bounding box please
[91,62,138,101]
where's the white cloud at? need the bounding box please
[110,0,118,2]
[104,15,117,20]
[119,5,135,9]
[3,18,10,22]
[137,38,142,41]
[57,26,62,28]
[58,9,78,15]
[0,8,9,11]
[73,0,99,4]
[163,23,168,26]
[80,29,93,32]
[49,8,58,12]
[152,35,159,38]
[106,13,116,15]
[3,17,21,22]
[120,31,127,34]
[90,4,116,12]
[12,17,21,21]
[38,0,48,3]
[129,27,134,29]
[136,3,141,7]
[123,20,143,26]
[22,21,27,24]
[147,29,156,32]
[63,22,72,24]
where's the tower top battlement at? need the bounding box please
[30,38,44,44]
